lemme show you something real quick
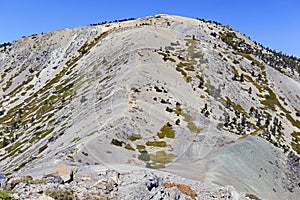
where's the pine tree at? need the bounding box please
[248,87,252,94]
[240,73,244,82]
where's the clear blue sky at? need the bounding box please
[0,0,299,57]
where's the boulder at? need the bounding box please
[146,174,159,191]
[51,166,72,183]
[44,174,64,184]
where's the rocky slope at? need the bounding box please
[0,15,299,199]
[4,166,252,199]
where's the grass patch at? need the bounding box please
[71,137,81,143]
[146,141,167,147]
[1,73,7,79]
[5,141,22,153]
[149,150,176,168]
[220,31,237,49]
[157,124,175,138]
[177,62,188,67]
[0,190,15,200]
[187,121,201,133]
[177,62,194,71]
[235,52,262,67]
[286,114,300,129]
[182,113,201,133]
[173,103,201,133]
[291,142,300,155]
[235,52,253,61]
[136,145,146,151]
[40,127,55,139]
[291,132,300,154]
[260,87,288,113]
[226,97,246,114]
[38,144,48,153]
[125,144,135,151]
[128,134,142,141]
[176,63,192,83]
[174,104,182,115]
[260,90,278,111]
[231,65,239,78]
[291,131,300,139]
[26,82,35,91]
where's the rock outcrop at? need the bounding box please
[5,167,252,200]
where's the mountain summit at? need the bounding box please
[0,15,299,199]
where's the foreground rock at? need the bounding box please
[51,165,73,183]
[4,167,254,200]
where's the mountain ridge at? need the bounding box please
[0,14,299,199]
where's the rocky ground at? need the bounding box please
[2,165,254,200]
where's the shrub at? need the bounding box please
[160,99,168,104]
[125,144,134,151]
[46,189,73,200]
[157,124,175,138]
[138,150,150,161]
[166,107,173,113]
[128,134,142,141]
[111,139,123,147]
[154,86,162,92]
[245,193,261,200]
[146,141,167,147]
[0,190,14,200]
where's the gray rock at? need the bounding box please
[51,165,73,183]
[0,172,5,186]
[146,174,159,191]
[44,174,64,184]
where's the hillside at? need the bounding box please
[0,15,299,199]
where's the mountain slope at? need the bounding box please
[0,15,299,199]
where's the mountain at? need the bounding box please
[0,14,299,199]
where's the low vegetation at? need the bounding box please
[147,150,176,169]
[0,190,15,200]
[45,189,73,200]
[157,123,175,138]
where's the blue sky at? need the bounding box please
[0,0,299,57]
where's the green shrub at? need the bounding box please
[138,150,150,161]
[111,139,124,147]
[157,124,175,138]
[0,190,15,200]
[128,134,142,141]
[136,145,146,150]
[150,151,176,165]
[38,144,48,153]
[124,144,134,151]
[146,141,167,147]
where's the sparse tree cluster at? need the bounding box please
[90,18,136,26]
[219,30,300,75]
